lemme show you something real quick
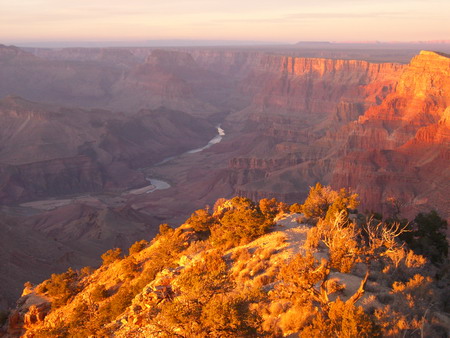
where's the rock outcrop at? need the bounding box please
[332,51,450,219]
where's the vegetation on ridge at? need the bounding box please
[8,184,449,337]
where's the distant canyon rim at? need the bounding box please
[0,43,449,310]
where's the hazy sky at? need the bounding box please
[1,0,449,44]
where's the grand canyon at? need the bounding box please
[0,42,449,336]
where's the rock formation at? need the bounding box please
[332,51,450,219]
[0,46,449,316]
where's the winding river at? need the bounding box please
[141,125,225,194]
[21,125,226,210]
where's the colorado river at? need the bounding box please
[144,125,225,193]
[186,125,225,154]
[19,126,226,209]
[145,178,171,192]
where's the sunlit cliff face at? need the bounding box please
[332,51,450,219]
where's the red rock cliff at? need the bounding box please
[332,51,450,220]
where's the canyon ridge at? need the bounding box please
[0,44,449,311]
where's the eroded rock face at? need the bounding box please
[221,51,449,222]
[332,51,450,219]
[0,96,216,204]
[238,55,403,122]
[6,292,50,336]
[222,56,403,203]
[0,156,104,204]
[2,47,446,224]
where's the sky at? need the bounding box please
[1,0,449,45]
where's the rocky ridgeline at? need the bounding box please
[3,193,449,336]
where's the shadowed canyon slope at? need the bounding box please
[0,96,216,203]
[0,45,449,311]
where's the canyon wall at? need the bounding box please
[1,45,448,222]
[332,51,450,219]
[214,50,449,222]
[0,96,216,204]
[1,46,449,311]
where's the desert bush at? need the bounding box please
[301,183,358,222]
[79,266,95,278]
[403,210,448,264]
[42,268,80,308]
[236,268,251,284]
[157,223,173,236]
[277,253,330,304]
[307,212,360,273]
[122,256,140,278]
[183,239,211,257]
[253,274,274,288]
[289,203,303,214]
[210,197,271,248]
[304,224,323,250]
[109,285,134,319]
[177,250,230,302]
[275,233,287,247]
[231,247,252,263]
[186,208,216,233]
[255,247,276,261]
[212,197,228,217]
[128,240,149,255]
[301,298,380,337]
[66,301,95,336]
[154,228,188,267]
[391,274,435,314]
[156,299,203,336]
[279,302,315,335]
[201,293,262,337]
[101,248,122,265]
[325,278,345,295]
[248,261,267,277]
[91,284,108,302]
[374,274,436,336]
[324,189,359,224]
[259,198,288,220]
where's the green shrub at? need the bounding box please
[177,250,230,302]
[109,286,134,318]
[43,268,80,308]
[210,197,271,248]
[186,208,216,233]
[91,284,109,302]
[290,203,303,214]
[302,298,380,337]
[407,210,448,264]
[158,223,173,236]
[101,248,122,265]
[259,198,286,220]
[302,183,358,221]
[201,294,262,336]
[128,240,149,255]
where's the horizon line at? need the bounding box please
[3,39,450,49]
